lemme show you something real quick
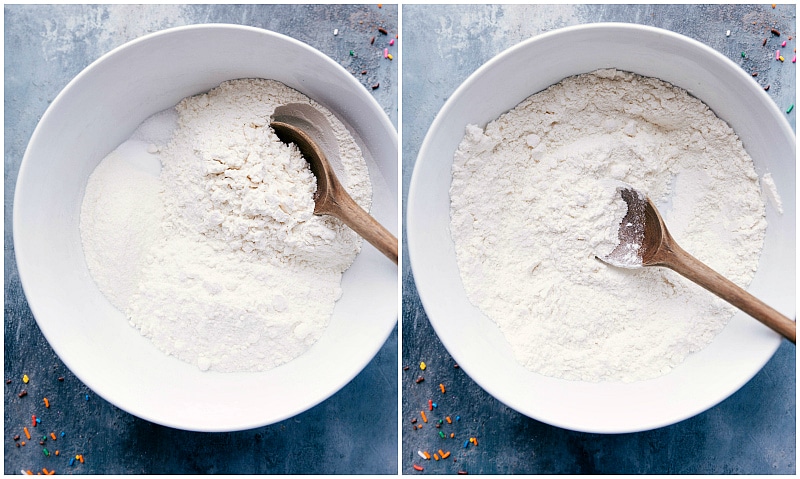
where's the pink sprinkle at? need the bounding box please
[389,39,395,46]
[384,48,389,58]
[776,49,781,60]
[782,41,787,47]
[793,55,797,63]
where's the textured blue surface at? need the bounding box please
[4,4,397,474]
[5,3,797,476]
[402,4,795,475]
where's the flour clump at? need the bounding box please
[450,69,767,382]
[81,79,371,372]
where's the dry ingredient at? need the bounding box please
[450,69,768,382]
[81,79,371,372]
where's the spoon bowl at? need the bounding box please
[271,121,398,264]
[601,184,796,343]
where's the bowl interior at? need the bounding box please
[408,23,795,433]
[14,24,398,432]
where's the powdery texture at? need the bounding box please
[82,78,371,372]
[80,149,164,311]
[450,69,766,382]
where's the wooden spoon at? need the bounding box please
[600,184,795,344]
[271,121,398,264]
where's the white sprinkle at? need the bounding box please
[333,28,339,36]
[726,30,731,37]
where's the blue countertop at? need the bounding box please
[5,3,797,476]
[401,4,795,475]
[4,5,397,475]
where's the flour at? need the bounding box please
[760,172,783,214]
[81,78,371,372]
[450,69,767,382]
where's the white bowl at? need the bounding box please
[14,24,398,432]
[407,23,795,433]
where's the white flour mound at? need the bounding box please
[450,69,767,382]
[81,79,371,372]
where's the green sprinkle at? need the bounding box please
[438,431,445,438]
[787,104,794,114]
[741,52,746,58]
[43,447,50,457]
[349,50,354,56]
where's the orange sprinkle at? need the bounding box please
[420,411,428,423]
[20,441,26,446]
[55,450,60,456]
[473,438,479,446]
[438,449,445,457]
[442,451,451,459]
[422,450,431,460]
[42,469,49,475]
[417,424,423,429]
[433,453,440,461]
[23,427,31,440]
[439,383,446,393]
[446,416,452,424]
[25,470,33,475]
[43,398,50,408]
[450,433,454,438]
[50,432,57,441]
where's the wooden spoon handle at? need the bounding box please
[322,190,398,265]
[662,242,795,344]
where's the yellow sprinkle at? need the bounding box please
[419,362,426,370]
[387,53,393,60]
[22,375,29,384]
[779,55,785,62]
